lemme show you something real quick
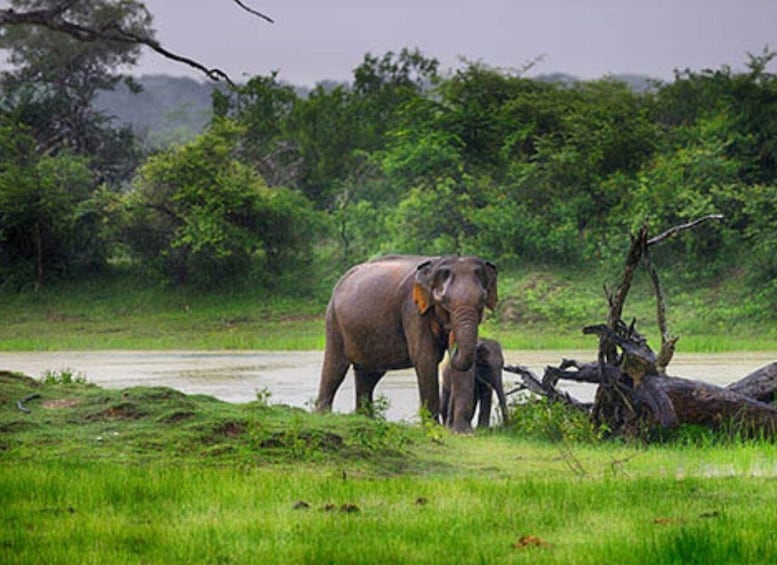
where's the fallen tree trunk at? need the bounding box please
[656,374,777,435]
[505,360,777,437]
[726,362,777,403]
[503,215,777,439]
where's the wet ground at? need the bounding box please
[1,350,775,422]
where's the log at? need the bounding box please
[500,212,777,439]
[656,374,777,435]
[725,362,777,403]
[507,359,777,437]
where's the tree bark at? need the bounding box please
[656,374,777,435]
[725,362,777,403]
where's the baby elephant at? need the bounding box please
[441,338,509,429]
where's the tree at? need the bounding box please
[0,0,273,84]
[0,120,101,288]
[213,72,301,188]
[350,48,440,153]
[0,0,150,183]
[116,119,320,288]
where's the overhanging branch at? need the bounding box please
[0,1,275,84]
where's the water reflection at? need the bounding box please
[1,350,774,422]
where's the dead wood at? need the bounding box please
[503,215,777,439]
[657,375,777,435]
[725,362,777,403]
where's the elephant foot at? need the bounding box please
[314,399,333,413]
[451,421,473,434]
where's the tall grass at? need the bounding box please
[4,462,777,564]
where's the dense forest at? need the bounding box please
[1,2,776,320]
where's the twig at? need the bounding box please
[232,0,275,23]
[642,246,678,373]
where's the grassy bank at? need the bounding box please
[3,373,777,563]
[1,265,774,352]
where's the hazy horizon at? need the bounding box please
[131,1,776,85]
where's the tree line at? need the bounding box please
[1,2,776,310]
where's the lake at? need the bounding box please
[1,350,775,422]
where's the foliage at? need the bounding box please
[2,20,777,302]
[0,0,148,183]
[507,397,604,443]
[40,368,87,385]
[113,119,320,288]
[0,120,105,288]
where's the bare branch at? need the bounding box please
[647,214,724,246]
[232,0,274,23]
[642,247,678,373]
[0,2,275,84]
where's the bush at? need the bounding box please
[113,120,321,288]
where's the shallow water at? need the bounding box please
[1,350,775,422]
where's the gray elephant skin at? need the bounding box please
[315,254,498,433]
[440,338,509,429]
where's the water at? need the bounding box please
[1,350,775,422]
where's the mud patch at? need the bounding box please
[87,401,148,421]
[42,399,82,409]
[156,409,196,424]
[216,421,246,437]
[259,430,344,451]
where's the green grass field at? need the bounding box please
[3,372,777,563]
[1,265,774,351]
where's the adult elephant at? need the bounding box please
[441,338,509,429]
[315,254,498,433]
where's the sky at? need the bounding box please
[133,1,777,85]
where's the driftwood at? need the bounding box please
[505,215,777,439]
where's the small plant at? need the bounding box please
[255,387,272,406]
[418,406,445,444]
[507,398,603,443]
[40,368,87,385]
[357,394,391,420]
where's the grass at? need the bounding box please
[1,263,776,562]
[4,372,777,563]
[1,264,775,351]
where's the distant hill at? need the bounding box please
[534,72,660,92]
[94,75,221,147]
[95,73,660,148]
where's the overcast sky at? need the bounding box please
[136,1,777,85]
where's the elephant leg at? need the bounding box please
[494,373,509,425]
[414,359,441,422]
[315,328,350,413]
[440,366,452,426]
[354,368,385,415]
[449,366,475,433]
[476,378,493,428]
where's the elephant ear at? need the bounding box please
[413,259,435,314]
[484,260,498,310]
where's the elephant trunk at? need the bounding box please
[449,306,481,372]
